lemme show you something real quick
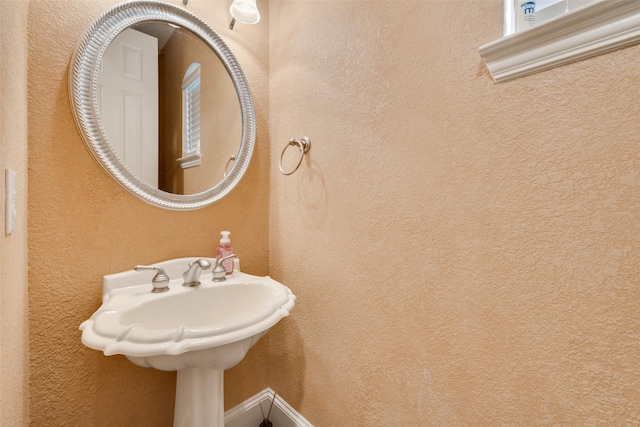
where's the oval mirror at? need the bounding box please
[69,0,255,210]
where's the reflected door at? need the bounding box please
[98,28,159,186]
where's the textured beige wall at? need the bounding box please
[1,0,30,425]
[268,1,640,425]
[27,0,269,424]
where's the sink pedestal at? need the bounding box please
[174,367,224,427]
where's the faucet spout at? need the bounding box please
[182,259,212,287]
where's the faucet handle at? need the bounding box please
[212,254,235,282]
[134,265,170,293]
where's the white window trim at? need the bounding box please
[175,153,201,169]
[177,63,201,169]
[480,0,640,83]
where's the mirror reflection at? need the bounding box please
[97,21,242,195]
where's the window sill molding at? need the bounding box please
[479,0,640,83]
[177,154,201,169]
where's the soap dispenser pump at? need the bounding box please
[215,231,234,275]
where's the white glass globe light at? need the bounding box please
[230,0,260,25]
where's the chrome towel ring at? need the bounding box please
[279,137,311,176]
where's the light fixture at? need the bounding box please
[229,0,260,30]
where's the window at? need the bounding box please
[480,1,640,83]
[505,0,597,37]
[178,62,201,169]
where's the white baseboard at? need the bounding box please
[225,388,314,427]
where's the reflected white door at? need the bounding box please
[98,28,159,187]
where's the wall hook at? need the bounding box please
[279,137,311,176]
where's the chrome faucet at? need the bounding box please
[182,259,212,287]
[212,254,235,282]
[134,265,170,293]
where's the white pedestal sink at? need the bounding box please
[79,257,296,427]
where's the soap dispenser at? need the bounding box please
[215,231,234,275]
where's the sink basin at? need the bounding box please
[79,257,296,426]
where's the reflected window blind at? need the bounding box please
[182,63,201,158]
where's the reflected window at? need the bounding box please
[178,62,201,169]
